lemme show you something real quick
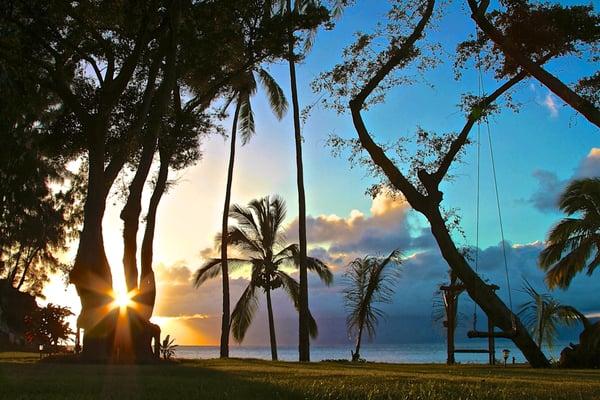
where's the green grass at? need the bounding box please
[0,352,599,399]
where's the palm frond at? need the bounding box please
[257,68,288,119]
[231,283,260,343]
[539,177,600,289]
[193,258,250,287]
[229,204,260,238]
[237,93,255,144]
[517,279,585,349]
[227,226,265,257]
[279,243,333,285]
[343,249,403,340]
[306,257,333,285]
[276,270,319,338]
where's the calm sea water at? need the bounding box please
[175,341,568,364]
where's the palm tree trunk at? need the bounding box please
[286,0,310,363]
[219,100,241,359]
[353,325,364,361]
[266,287,278,361]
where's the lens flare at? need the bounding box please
[111,288,136,311]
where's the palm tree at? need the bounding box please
[276,0,340,363]
[218,69,288,358]
[343,249,402,362]
[518,280,585,350]
[539,178,600,289]
[194,195,332,361]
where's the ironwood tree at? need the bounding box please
[2,0,319,361]
[313,0,594,367]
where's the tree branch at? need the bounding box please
[466,0,600,128]
[349,0,435,209]
[431,69,527,184]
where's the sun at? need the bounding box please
[111,288,136,311]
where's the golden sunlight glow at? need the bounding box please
[110,288,137,311]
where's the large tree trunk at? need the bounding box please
[135,145,170,361]
[120,5,179,295]
[219,100,241,358]
[426,207,550,367]
[118,4,180,361]
[70,122,115,361]
[286,0,310,363]
[345,0,548,367]
[120,130,157,294]
[139,146,170,321]
[266,287,278,361]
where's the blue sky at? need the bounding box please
[47,0,599,352]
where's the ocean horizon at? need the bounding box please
[174,341,569,364]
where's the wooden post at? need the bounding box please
[446,293,456,365]
[488,318,495,365]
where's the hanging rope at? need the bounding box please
[471,44,516,332]
[472,59,483,332]
[485,119,516,330]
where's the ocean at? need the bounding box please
[174,341,569,364]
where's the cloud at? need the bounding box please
[529,170,564,212]
[286,193,435,265]
[151,192,600,346]
[575,148,600,177]
[543,92,559,117]
[529,148,600,213]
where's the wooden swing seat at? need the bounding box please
[467,329,516,339]
[454,349,490,354]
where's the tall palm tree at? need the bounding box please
[343,249,402,362]
[518,280,585,350]
[218,69,288,358]
[277,0,337,363]
[194,195,332,361]
[539,178,600,289]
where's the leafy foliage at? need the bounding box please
[160,335,178,360]
[194,196,332,343]
[517,280,584,350]
[24,303,74,350]
[539,178,600,289]
[343,250,403,347]
[456,0,599,109]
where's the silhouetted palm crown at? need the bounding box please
[194,195,332,341]
[539,178,600,289]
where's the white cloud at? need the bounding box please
[543,92,559,117]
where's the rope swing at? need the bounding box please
[471,46,516,334]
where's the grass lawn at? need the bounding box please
[0,352,599,399]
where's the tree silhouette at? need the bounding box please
[517,280,584,350]
[314,0,564,366]
[466,0,600,128]
[273,0,329,362]
[194,195,332,360]
[218,69,288,358]
[539,178,600,289]
[343,250,402,362]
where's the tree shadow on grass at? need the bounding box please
[0,359,305,400]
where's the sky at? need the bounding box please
[43,0,599,351]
